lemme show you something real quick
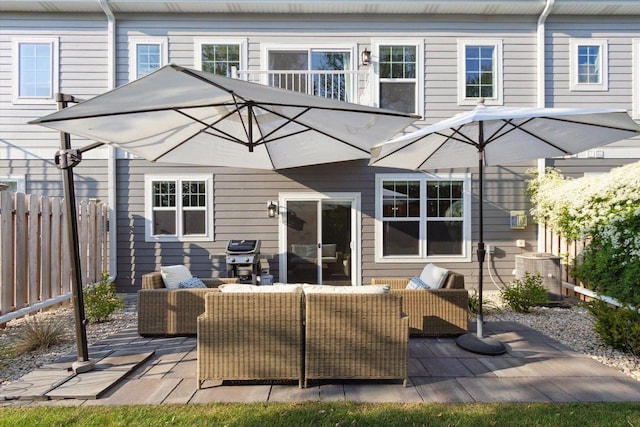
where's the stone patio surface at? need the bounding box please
[2,314,640,405]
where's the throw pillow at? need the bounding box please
[160,265,193,289]
[178,277,207,289]
[406,275,430,290]
[419,263,450,289]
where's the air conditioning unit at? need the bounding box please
[514,253,562,301]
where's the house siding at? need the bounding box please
[1,7,638,292]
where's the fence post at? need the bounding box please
[0,192,15,316]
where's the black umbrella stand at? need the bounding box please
[455,122,507,355]
[55,93,102,373]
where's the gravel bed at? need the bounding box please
[1,297,638,385]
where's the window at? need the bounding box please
[144,175,213,242]
[264,45,355,102]
[0,176,26,193]
[12,37,59,104]
[458,39,503,105]
[128,36,168,81]
[373,40,423,116]
[375,174,471,262]
[570,39,608,91]
[194,38,247,77]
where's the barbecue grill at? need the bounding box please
[225,240,261,284]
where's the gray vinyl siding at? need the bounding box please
[1,9,638,292]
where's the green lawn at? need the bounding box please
[1,402,640,426]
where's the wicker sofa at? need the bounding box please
[138,272,239,336]
[197,290,305,388]
[304,292,408,388]
[371,271,469,337]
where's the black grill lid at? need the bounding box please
[226,240,260,253]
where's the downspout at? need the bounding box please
[99,0,118,282]
[536,0,555,253]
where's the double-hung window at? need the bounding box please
[634,39,640,119]
[194,38,247,77]
[12,37,59,104]
[128,36,168,80]
[375,174,471,262]
[144,175,213,242]
[458,39,503,105]
[570,39,608,91]
[373,40,423,116]
[0,176,26,193]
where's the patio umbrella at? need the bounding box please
[31,64,419,170]
[30,64,418,371]
[369,99,640,355]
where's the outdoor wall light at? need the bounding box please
[267,201,278,218]
[361,49,371,66]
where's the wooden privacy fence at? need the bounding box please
[541,223,585,287]
[0,191,108,323]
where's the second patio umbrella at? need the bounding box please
[370,100,640,355]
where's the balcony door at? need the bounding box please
[279,193,360,286]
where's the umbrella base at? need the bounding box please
[456,333,507,355]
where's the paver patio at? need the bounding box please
[2,298,640,405]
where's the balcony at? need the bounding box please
[231,68,373,106]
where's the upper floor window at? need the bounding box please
[194,38,247,77]
[128,36,168,81]
[634,39,640,119]
[570,39,608,91]
[265,47,353,102]
[458,39,503,105]
[378,45,417,114]
[144,175,213,242]
[375,173,472,263]
[12,37,59,104]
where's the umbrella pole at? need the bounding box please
[456,122,506,355]
[55,93,95,374]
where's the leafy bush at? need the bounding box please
[13,317,68,353]
[83,272,124,323]
[585,300,640,355]
[500,272,549,313]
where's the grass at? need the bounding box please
[12,317,68,353]
[1,402,640,426]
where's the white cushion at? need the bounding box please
[302,284,390,294]
[419,263,449,289]
[160,265,193,289]
[218,283,302,293]
[406,275,431,290]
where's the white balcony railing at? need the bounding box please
[231,68,372,106]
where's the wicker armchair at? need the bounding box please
[197,291,304,388]
[371,275,468,336]
[304,293,409,388]
[137,272,239,336]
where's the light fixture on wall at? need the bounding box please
[267,201,278,218]
[361,48,371,66]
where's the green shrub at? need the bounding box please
[13,317,68,353]
[83,272,124,323]
[585,300,640,355]
[500,272,549,313]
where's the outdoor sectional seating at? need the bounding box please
[137,271,239,336]
[195,284,409,388]
[371,269,469,336]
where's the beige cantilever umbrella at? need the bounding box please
[370,100,640,355]
[30,64,418,371]
[31,64,419,169]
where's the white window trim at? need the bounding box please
[375,173,472,263]
[11,37,59,105]
[128,36,168,82]
[194,37,248,75]
[0,175,26,193]
[570,38,608,92]
[371,39,425,118]
[457,39,503,106]
[144,174,214,243]
[633,39,640,120]
[260,43,359,100]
